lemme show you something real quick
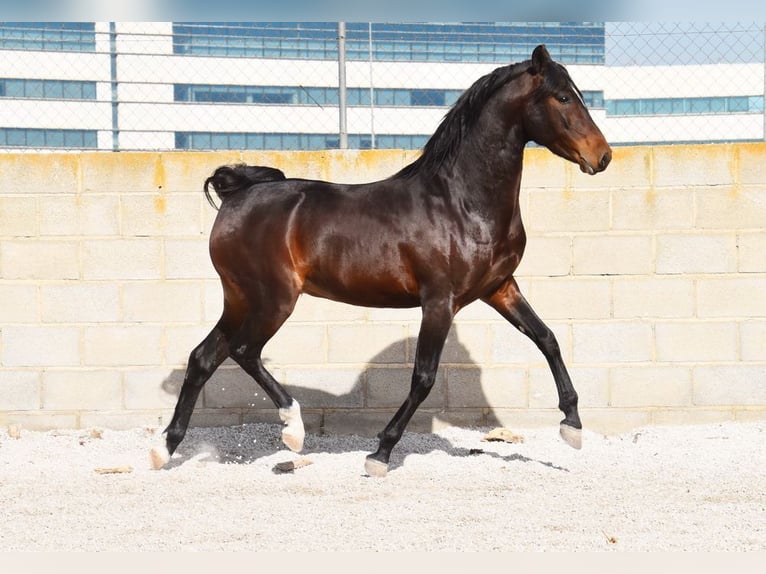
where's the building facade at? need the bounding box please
[0,21,763,152]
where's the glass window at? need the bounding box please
[45,130,64,147]
[748,96,764,113]
[727,97,748,112]
[229,133,246,149]
[63,130,83,147]
[44,81,64,99]
[7,129,26,146]
[26,80,44,98]
[411,89,445,106]
[5,79,24,97]
[264,133,282,149]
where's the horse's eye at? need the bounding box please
[557,95,571,104]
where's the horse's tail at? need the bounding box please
[203,163,287,208]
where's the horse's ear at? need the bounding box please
[530,44,551,75]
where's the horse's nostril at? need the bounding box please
[599,150,612,170]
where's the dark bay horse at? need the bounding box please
[150,44,612,477]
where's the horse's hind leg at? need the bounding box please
[483,278,582,449]
[228,300,305,452]
[150,324,230,469]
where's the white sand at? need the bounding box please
[1,420,764,551]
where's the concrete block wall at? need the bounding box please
[0,144,764,437]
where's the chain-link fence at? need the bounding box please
[0,21,764,152]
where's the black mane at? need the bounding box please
[395,60,530,179]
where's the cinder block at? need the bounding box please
[42,370,122,410]
[327,324,407,364]
[514,236,572,277]
[491,321,571,365]
[447,366,527,408]
[697,277,766,318]
[367,366,445,408]
[656,234,737,274]
[121,193,203,237]
[124,368,184,409]
[1,240,79,280]
[738,142,766,185]
[573,235,653,276]
[611,187,694,231]
[40,195,120,237]
[122,282,202,323]
[741,321,766,361]
[0,154,79,195]
[263,324,327,365]
[83,325,163,366]
[655,321,738,362]
[527,277,611,319]
[609,366,692,407]
[82,239,162,280]
[696,187,766,230]
[284,368,364,408]
[653,144,734,188]
[443,323,490,364]
[0,371,41,410]
[41,284,121,323]
[613,277,694,319]
[573,322,653,364]
[2,326,80,367]
[526,189,610,232]
[0,285,39,323]
[738,233,766,273]
[37,195,77,237]
[80,152,165,193]
[693,365,766,405]
[164,239,217,280]
[0,196,37,237]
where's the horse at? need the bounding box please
[150,44,612,477]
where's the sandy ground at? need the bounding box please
[1,419,764,551]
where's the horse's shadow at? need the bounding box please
[162,327,568,473]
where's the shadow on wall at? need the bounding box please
[160,327,526,472]
[160,326,504,442]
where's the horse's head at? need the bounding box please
[522,45,611,175]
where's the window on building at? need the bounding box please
[0,22,96,52]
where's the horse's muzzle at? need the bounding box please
[579,148,612,175]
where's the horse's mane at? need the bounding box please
[395,60,530,179]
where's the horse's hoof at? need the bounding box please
[560,423,582,450]
[149,444,170,470]
[279,400,305,452]
[281,429,304,452]
[364,457,389,478]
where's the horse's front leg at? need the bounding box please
[365,298,455,477]
[483,277,582,449]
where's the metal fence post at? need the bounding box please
[109,22,119,151]
[338,21,348,149]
